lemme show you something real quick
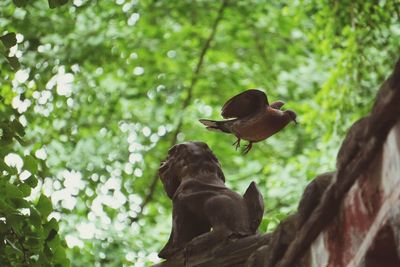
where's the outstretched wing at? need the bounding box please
[221,89,269,119]
[270,100,285,110]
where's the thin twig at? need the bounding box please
[252,25,269,69]
[10,227,28,265]
[130,0,228,223]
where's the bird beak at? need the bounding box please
[293,118,298,124]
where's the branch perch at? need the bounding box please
[130,0,228,223]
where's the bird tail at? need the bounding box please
[199,119,231,133]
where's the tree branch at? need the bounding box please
[10,227,28,265]
[130,0,228,223]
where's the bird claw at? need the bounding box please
[243,142,252,155]
[232,138,241,150]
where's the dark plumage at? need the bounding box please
[199,89,297,154]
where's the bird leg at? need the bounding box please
[232,138,241,150]
[243,142,253,154]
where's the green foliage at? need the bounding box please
[0,3,69,266]
[0,116,69,265]
[1,0,399,266]
[48,0,69,9]
[12,0,69,8]
[1,32,20,70]
[12,0,29,7]
[0,33,17,49]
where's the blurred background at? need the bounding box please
[1,0,400,266]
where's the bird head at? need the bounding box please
[284,110,297,124]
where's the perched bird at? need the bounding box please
[199,89,297,154]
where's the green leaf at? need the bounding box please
[44,218,59,232]
[24,155,38,173]
[30,207,42,227]
[48,0,57,8]
[6,183,23,198]
[46,229,57,241]
[0,199,14,213]
[44,218,59,240]
[27,236,42,249]
[48,0,69,9]
[7,213,25,228]
[0,220,10,234]
[0,33,17,49]
[25,175,38,188]
[6,56,20,70]
[52,244,68,265]
[11,119,25,137]
[14,135,27,146]
[36,194,52,218]
[0,160,16,174]
[11,197,30,208]
[47,234,60,249]
[44,244,53,258]
[17,183,31,197]
[12,0,29,7]
[0,124,15,146]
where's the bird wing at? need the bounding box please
[270,100,285,110]
[221,89,269,119]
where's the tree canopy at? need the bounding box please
[1,0,399,266]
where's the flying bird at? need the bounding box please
[199,89,297,154]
